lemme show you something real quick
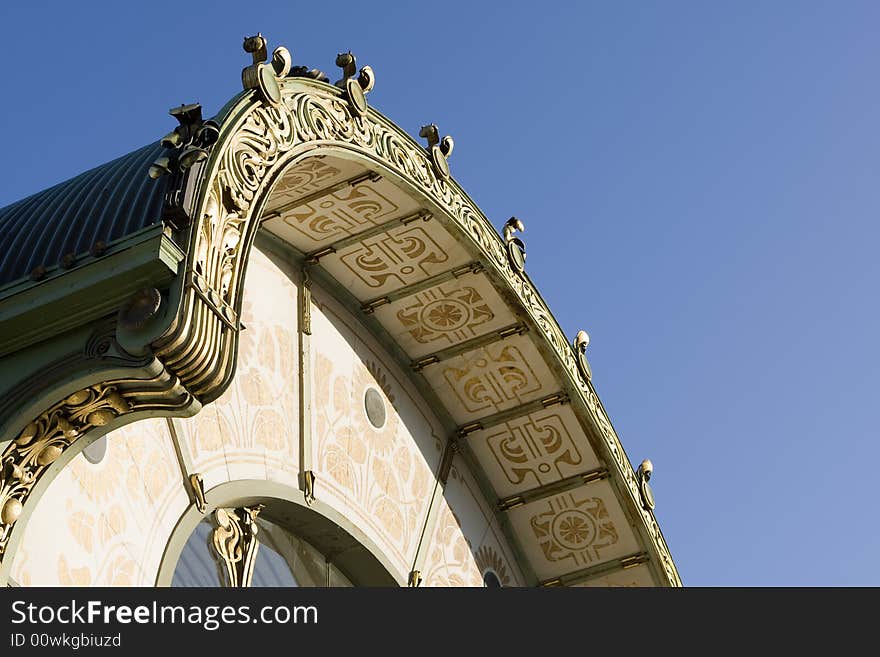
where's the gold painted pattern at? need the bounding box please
[178,250,300,489]
[269,158,343,204]
[0,374,191,565]
[283,182,400,243]
[442,344,543,415]
[312,338,434,571]
[338,224,449,289]
[11,418,188,586]
[421,502,482,587]
[485,412,583,489]
[396,284,493,346]
[475,545,512,586]
[530,492,618,569]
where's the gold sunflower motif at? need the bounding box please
[530,494,618,566]
[425,302,464,328]
[556,513,594,547]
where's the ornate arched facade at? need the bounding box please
[0,36,680,587]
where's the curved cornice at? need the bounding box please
[0,45,680,586]
[148,70,680,585]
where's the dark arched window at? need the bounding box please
[483,570,502,588]
[172,513,353,587]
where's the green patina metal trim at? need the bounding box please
[0,226,184,358]
[412,322,529,370]
[497,466,610,511]
[542,552,650,587]
[0,143,170,288]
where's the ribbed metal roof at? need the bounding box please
[0,142,169,288]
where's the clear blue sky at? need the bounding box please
[1,1,877,586]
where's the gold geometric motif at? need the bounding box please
[396,284,493,346]
[442,345,542,415]
[283,182,400,243]
[339,225,448,289]
[530,493,618,568]
[486,413,582,488]
[270,158,342,203]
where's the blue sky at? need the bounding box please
[1,1,877,585]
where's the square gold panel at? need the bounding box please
[420,334,555,424]
[466,405,602,498]
[265,156,364,212]
[319,221,472,300]
[265,176,422,252]
[371,271,518,358]
[505,481,641,581]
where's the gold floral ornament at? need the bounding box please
[426,302,464,328]
[475,545,512,586]
[0,373,193,569]
[210,505,264,587]
[419,124,454,180]
[0,386,130,553]
[530,494,619,567]
[334,52,375,117]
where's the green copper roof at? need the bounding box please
[0,143,169,289]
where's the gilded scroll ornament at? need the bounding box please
[300,267,312,336]
[210,505,264,587]
[0,373,193,560]
[301,470,316,506]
